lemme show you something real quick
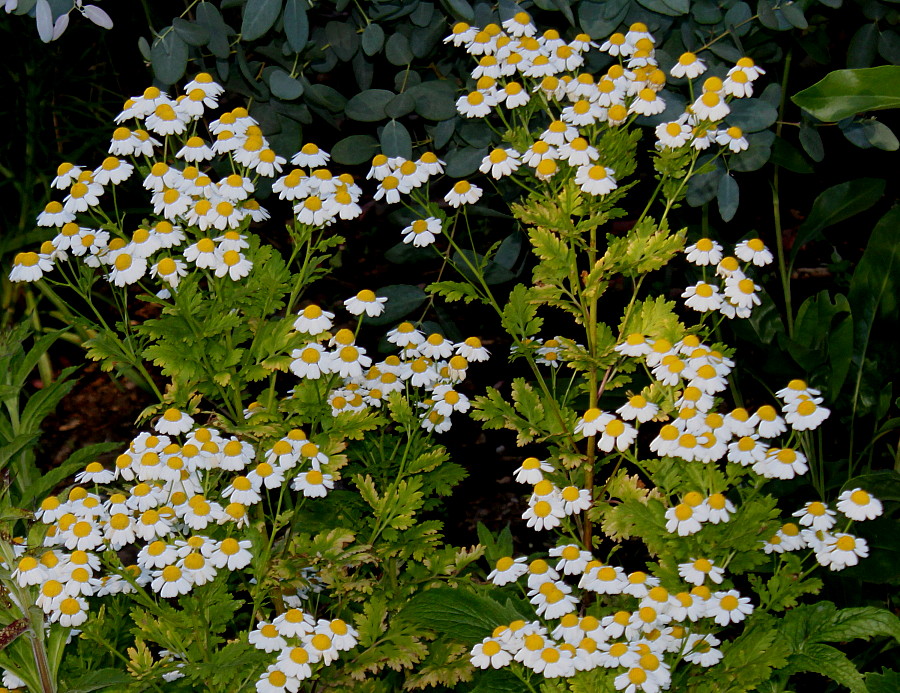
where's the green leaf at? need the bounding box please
[442,0,475,21]
[345,89,395,122]
[792,66,900,121]
[303,83,346,112]
[848,24,878,69]
[241,0,282,41]
[172,18,209,46]
[385,32,413,65]
[196,2,230,58]
[867,669,900,693]
[283,0,308,52]
[326,20,358,61]
[19,441,122,508]
[727,98,778,133]
[715,616,791,691]
[331,134,380,165]
[841,119,900,151]
[268,69,303,100]
[444,146,488,177]
[408,80,458,121]
[150,28,188,85]
[799,122,824,162]
[792,178,886,259]
[428,280,484,304]
[385,93,415,119]
[399,587,520,643]
[717,173,739,222]
[770,137,814,173]
[786,644,867,693]
[380,119,412,159]
[361,22,384,55]
[64,667,133,693]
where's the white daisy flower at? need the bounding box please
[444,180,482,207]
[670,52,707,79]
[836,488,883,521]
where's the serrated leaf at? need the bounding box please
[399,588,520,643]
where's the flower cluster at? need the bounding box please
[439,14,760,206]
[488,325,878,682]
[475,551,752,683]
[290,301,488,432]
[249,611,359,692]
[681,238,774,319]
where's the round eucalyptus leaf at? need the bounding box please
[385,93,416,120]
[380,119,413,159]
[332,135,381,165]
[151,29,189,85]
[362,23,385,55]
[386,32,413,65]
[345,89,396,122]
[173,17,209,46]
[268,69,304,100]
[444,146,488,178]
[283,0,309,53]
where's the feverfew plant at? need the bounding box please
[380,13,896,693]
[3,74,486,691]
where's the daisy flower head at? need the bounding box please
[574,408,613,437]
[735,237,774,266]
[559,486,591,515]
[682,281,723,312]
[656,120,692,149]
[753,447,808,480]
[678,558,725,586]
[665,503,703,536]
[479,148,521,179]
[487,556,528,586]
[401,217,442,247]
[754,404,787,438]
[293,304,334,335]
[617,394,659,423]
[291,142,330,168]
[292,469,334,498]
[597,417,638,452]
[792,501,836,531]
[344,289,387,317]
[150,257,188,289]
[630,88,666,116]
[784,397,830,431]
[671,52,707,79]
[836,488,883,521]
[600,32,631,57]
[709,590,753,626]
[457,90,492,118]
[523,496,566,531]
[456,336,490,361]
[716,126,749,153]
[819,533,869,571]
[683,633,722,667]
[9,252,53,283]
[575,164,617,196]
[471,637,513,669]
[444,180,482,207]
[692,91,730,121]
[514,457,553,484]
[685,238,723,266]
